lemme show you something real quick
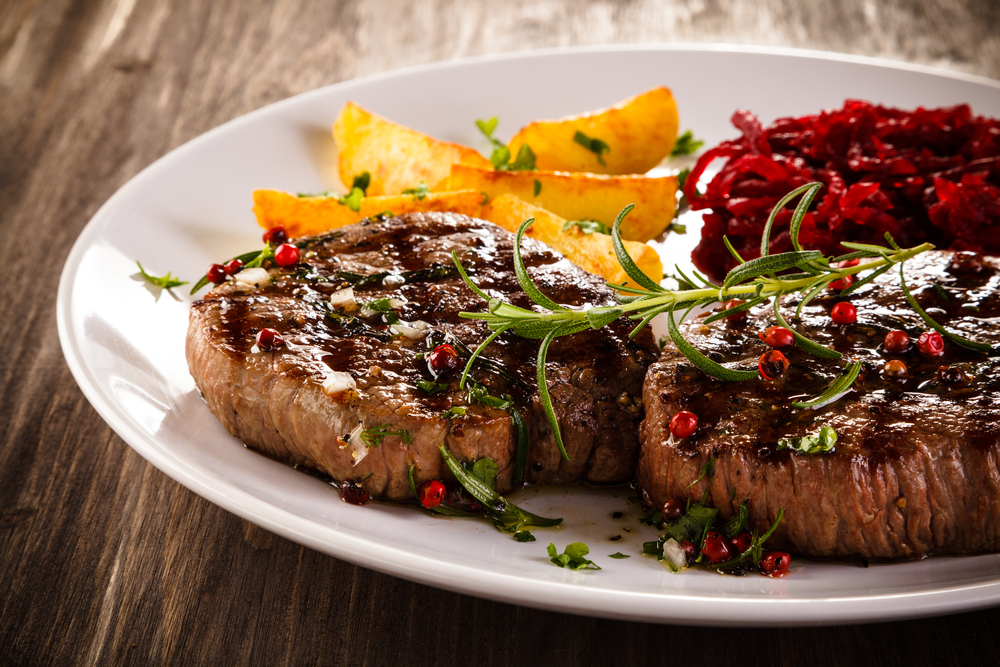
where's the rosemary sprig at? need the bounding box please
[452,182,981,456]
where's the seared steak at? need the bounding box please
[187,212,656,501]
[638,251,1000,560]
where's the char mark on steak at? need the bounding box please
[638,251,1000,560]
[187,212,656,501]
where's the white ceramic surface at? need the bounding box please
[58,45,1000,626]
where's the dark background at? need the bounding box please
[2,0,999,664]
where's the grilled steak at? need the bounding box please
[638,251,1000,560]
[187,212,656,501]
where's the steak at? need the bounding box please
[187,212,656,501]
[638,251,1000,560]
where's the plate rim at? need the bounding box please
[57,42,1000,627]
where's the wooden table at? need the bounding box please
[3,1,998,664]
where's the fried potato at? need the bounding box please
[333,102,491,196]
[507,87,679,175]
[253,189,484,238]
[446,164,676,242]
[480,194,662,287]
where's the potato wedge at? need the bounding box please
[446,164,676,242]
[253,189,484,238]
[333,102,491,196]
[480,194,663,287]
[507,87,679,175]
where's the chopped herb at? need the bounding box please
[515,530,536,542]
[439,446,562,535]
[562,219,610,235]
[468,457,498,492]
[533,179,542,197]
[664,502,718,546]
[351,171,371,194]
[573,131,610,166]
[608,552,630,559]
[476,117,536,171]
[676,167,691,190]
[298,186,366,211]
[670,130,704,158]
[360,424,413,448]
[441,406,466,419]
[480,192,489,205]
[361,297,394,312]
[547,542,601,570]
[776,425,838,454]
[136,261,187,289]
[402,181,429,200]
[667,222,687,234]
[415,379,449,395]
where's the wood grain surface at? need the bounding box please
[2,1,999,665]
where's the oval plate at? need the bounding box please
[57,45,1000,626]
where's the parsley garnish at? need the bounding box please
[533,179,541,197]
[475,117,536,171]
[415,379,449,395]
[361,297,394,312]
[608,552,630,559]
[547,542,600,570]
[562,219,610,236]
[136,262,188,289]
[402,181,429,200]
[572,131,610,166]
[515,531,536,542]
[360,424,413,448]
[776,425,837,454]
[442,406,466,419]
[668,222,687,234]
[670,130,704,158]
[407,465,474,517]
[687,456,716,489]
[351,171,371,194]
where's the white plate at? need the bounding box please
[58,45,1000,626]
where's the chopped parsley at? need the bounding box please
[562,219,610,236]
[670,130,704,158]
[402,180,429,200]
[136,262,188,289]
[360,424,413,448]
[608,552,630,559]
[573,131,610,166]
[361,297,394,312]
[415,379,449,395]
[533,179,542,197]
[776,425,838,454]
[547,542,600,570]
[441,406,466,419]
[515,531,536,542]
[351,171,371,194]
[475,117,536,171]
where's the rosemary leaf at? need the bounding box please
[722,250,823,292]
[666,309,759,382]
[515,218,566,311]
[791,362,862,409]
[898,263,992,353]
[611,205,664,293]
[772,297,841,359]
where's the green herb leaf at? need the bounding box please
[401,181,430,201]
[573,130,610,165]
[562,219,610,235]
[439,446,562,534]
[416,379,449,395]
[667,222,687,234]
[548,542,601,570]
[664,503,718,546]
[361,297,394,312]
[477,117,535,171]
[722,250,823,291]
[533,179,542,197]
[761,182,822,257]
[720,504,748,538]
[687,456,716,489]
[489,144,512,170]
[408,465,475,517]
[351,171,371,195]
[515,530,536,542]
[470,458,498,492]
[476,117,498,138]
[772,296,841,359]
[777,425,838,454]
[670,130,704,158]
[612,204,664,293]
[442,406,466,419]
[508,144,536,171]
[360,424,413,448]
[137,262,188,289]
[514,218,565,312]
[608,552,630,559]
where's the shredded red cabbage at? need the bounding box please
[684,100,1000,282]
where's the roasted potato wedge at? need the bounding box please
[507,87,679,175]
[480,194,662,287]
[333,101,492,196]
[446,164,676,242]
[253,189,484,238]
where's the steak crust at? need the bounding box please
[187,212,656,501]
[638,251,1000,560]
